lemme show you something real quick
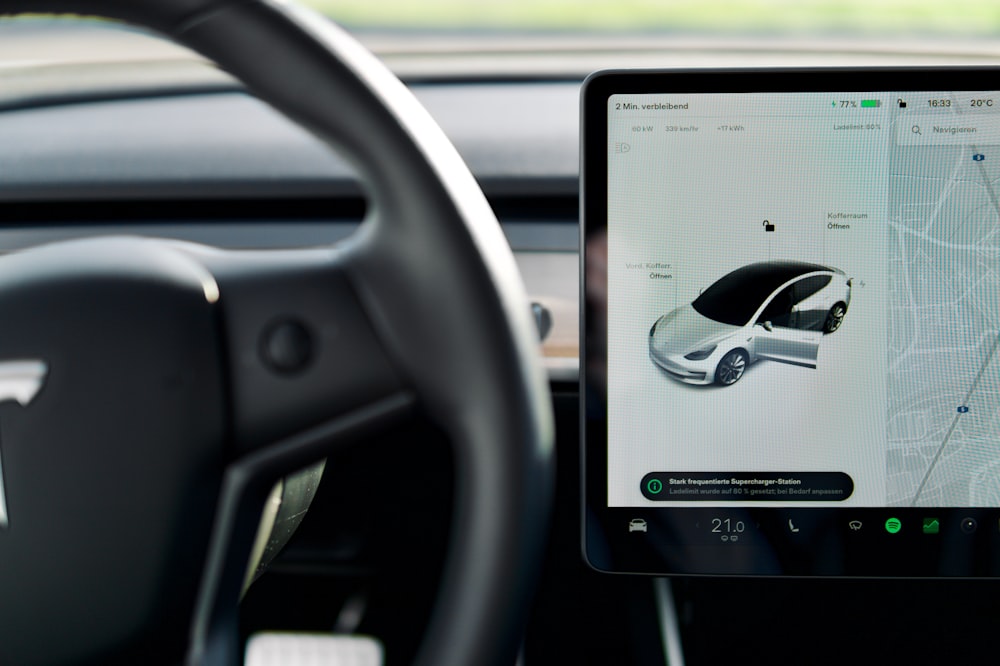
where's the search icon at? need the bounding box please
[912,125,922,135]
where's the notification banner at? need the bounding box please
[640,472,854,501]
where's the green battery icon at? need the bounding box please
[860,99,881,108]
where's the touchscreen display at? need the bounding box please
[582,69,1000,576]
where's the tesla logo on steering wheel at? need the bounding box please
[0,360,48,528]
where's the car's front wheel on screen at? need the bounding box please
[824,302,847,333]
[715,349,748,386]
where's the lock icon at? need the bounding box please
[897,98,907,108]
[763,219,775,232]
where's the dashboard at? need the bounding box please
[5,18,1000,666]
[0,83,581,382]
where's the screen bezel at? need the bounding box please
[581,67,1000,577]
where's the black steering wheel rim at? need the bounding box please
[0,2,554,665]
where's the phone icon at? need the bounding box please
[788,519,800,533]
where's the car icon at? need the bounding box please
[649,261,852,386]
[629,519,648,533]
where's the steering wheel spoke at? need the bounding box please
[186,244,409,457]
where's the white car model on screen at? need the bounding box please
[648,261,851,386]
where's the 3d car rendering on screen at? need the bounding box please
[648,261,852,386]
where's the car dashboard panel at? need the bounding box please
[582,68,1000,577]
[0,81,584,383]
[4,28,1000,658]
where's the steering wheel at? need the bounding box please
[0,1,554,664]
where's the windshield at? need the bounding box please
[4,1,998,82]
[301,0,999,38]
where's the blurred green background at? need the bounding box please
[299,0,1000,36]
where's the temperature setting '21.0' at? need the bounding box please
[708,517,747,542]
